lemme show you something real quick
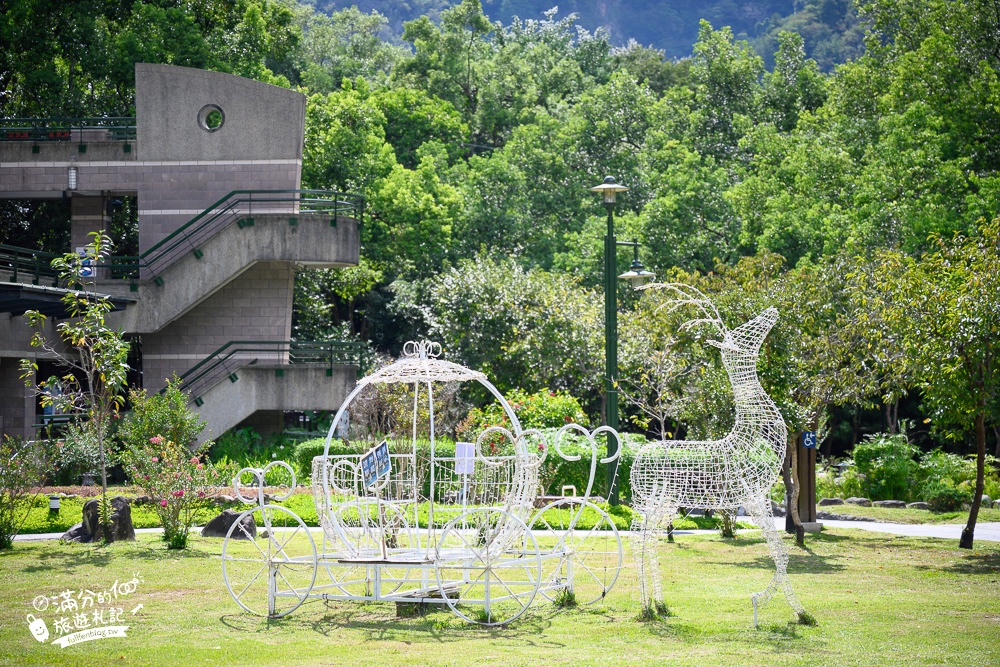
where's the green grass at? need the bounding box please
[1,528,998,666]
[18,492,741,535]
[821,503,1000,524]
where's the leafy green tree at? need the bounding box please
[399,255,603,413]
[688,20,764,161]
[369,150,463,280]
[865,220,1000,549]
[19,232,130,541]
[291,4,403,91]
[301,83,397,195]
[370,88,468,168]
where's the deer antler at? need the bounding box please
[640,282,727,335]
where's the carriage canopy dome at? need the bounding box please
[362,341,486,385]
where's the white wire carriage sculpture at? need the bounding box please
[628,284,810,625]
[220,340,624,625]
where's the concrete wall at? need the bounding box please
[194,365,357,445]
[141,261,295,393]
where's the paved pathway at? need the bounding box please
[815,519,1000,542]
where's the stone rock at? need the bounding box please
[259,528,270,539]
[201,509,256,540]
[994,499,1000,510]
[818,498,844,506]
[62,496,135,543]
[873,500,906,509]
[771,500,785,517]
[845,497,872,507]
[134,495,152,505]
[906,502,930,510]
[214,494,235,506]
[982,495,992,507]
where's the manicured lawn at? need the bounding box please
[19,491,735,534]
[1,527,998,666]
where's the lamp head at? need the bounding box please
[590,176,628,205]
[618,258,655,289]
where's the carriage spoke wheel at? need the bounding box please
[222,505,317,617]
[531,498,623,605]
[435,507,541,626]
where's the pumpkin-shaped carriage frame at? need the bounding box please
[221,341,624,625]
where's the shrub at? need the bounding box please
[456,389,588,438]
[208,428,296,480]
[815,461,864,501]
[923,480,972,512]
[851,433,918,501]
[0,436,44,549]
[118,377,207,450]
[296,429,647,502]
[120,436,226,548]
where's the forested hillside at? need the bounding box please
[313,0,865,67]
[2,0,998,465]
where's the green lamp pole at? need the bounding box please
[590,176,654,505]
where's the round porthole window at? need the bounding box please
[197,104,225,132]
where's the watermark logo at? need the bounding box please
[27,573,144,648]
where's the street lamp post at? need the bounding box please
[590,176,654,505]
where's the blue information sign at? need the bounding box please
[802,431,817,449]
[361,440,391,487]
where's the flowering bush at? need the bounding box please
[457,389,587,443]
[120,436,225,549]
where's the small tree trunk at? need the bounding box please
[959,411,987,550]
[719,510,735,539]
[781,449,794,534]
[993,425,1000,461]
[790,433,805,547]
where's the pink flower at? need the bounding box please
[149,436,164,445]
[172,490,184,497]
[159,499,168,507]
[189,457,199,465]
[197,491,205,499]
[143,474,150,480]
[151,456,159,463]
[196,464,203,470]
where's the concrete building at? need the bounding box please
[0,64,360,444]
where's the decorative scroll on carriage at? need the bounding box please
[221,341,623,625]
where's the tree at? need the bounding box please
[866,220,1000,549]
[20,232,130,541]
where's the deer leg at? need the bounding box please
[746,497,807,626]
[631,504,673,618]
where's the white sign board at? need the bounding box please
[455,442,475,476]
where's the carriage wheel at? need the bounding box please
[222,504,317,617]
[434,507,542,626]
[530,498,623,605]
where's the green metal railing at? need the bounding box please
[0,244,61,285]
[0,117,136,142]
[0,190,364,285]
[104,189,364,280]
[174,340,363,402]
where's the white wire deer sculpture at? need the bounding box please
[629,284,810,626]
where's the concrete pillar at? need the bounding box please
[71,196,111,279]
[0,357,36,440]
